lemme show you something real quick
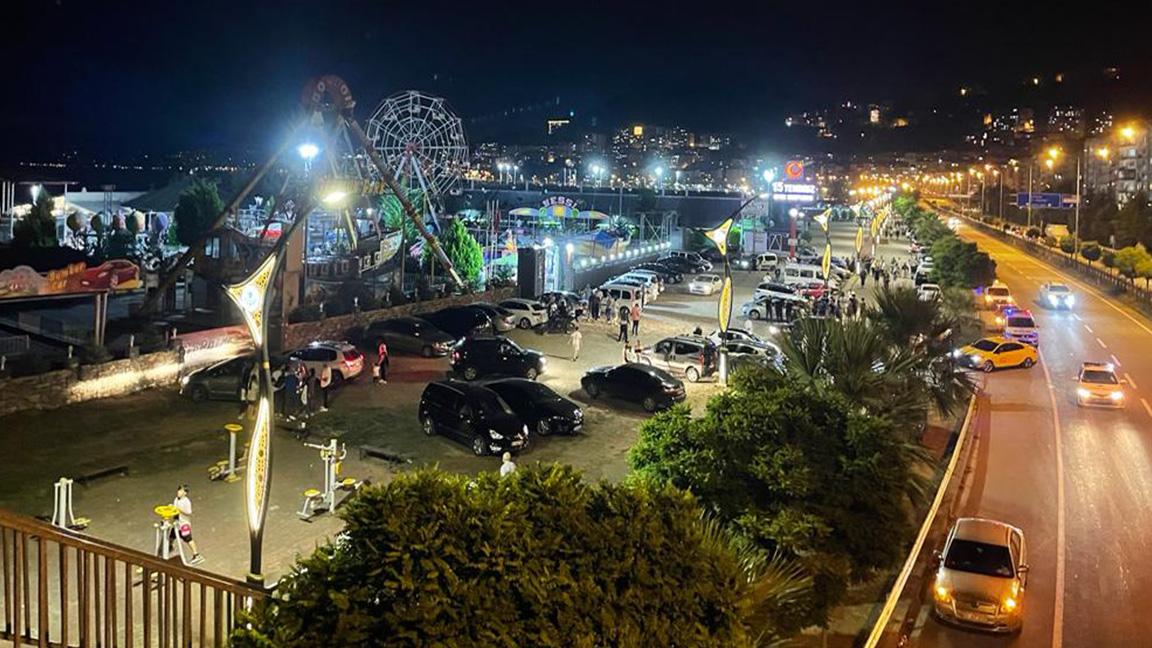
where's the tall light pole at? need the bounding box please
[702,192,764,384]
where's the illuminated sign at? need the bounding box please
[771,182,818,203]
[784,160,804,180]
[541,196,578,209]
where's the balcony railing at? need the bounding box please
[0,508,263,647]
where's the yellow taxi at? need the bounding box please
[953,336,1038,373]
[1075,362,1126,408]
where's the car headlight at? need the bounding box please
[1066,295,1075,305]
[522,425,529,436]
[984,295,992,302]
[934,585,952,602]
[539,357,547,367]
[1110,390,1124,401]
[488,429,504,440]
[180,375,190,387]
[1002,596,1018,612]
[995,316,1004,325]
[1077,387,1091,398]
[1047,294,1059,305]
[970,354,982,364]
[950,349,962,358]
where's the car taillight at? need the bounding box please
[343,351,360,362]
[452,351,460,362]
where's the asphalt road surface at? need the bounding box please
[919,219,1152,647]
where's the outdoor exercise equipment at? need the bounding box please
[50,477,89,530]
[297,438,358,520]
[208,423,247,482]
[152,504,192,565]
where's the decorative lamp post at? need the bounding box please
[702,192,764,384]
[223,252,280,586]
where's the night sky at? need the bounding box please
[1,0,1143,159]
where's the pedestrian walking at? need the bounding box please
[629,302,641,337]
[860,269,868,287]
[374,340,389,384]
[774,299,785,321]
[319,364,332,411]
[170,485,203,564]
[882,272,891,290]
[305,369,319,416]
[617,315,629,343]
[590,291,601,320]
[570,325,582,361]
[500,452,517,477]
[604,295,615,323]
[281,366,299,418]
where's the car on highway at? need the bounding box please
[983,281,1014,310]
[450,336,547,381]
[581,362,686,412]
[918,283,942,301]
[480,377,584,436]
[363,317,456,357]
[1075,361,1126,408]
[287,341,365,384]
[419,306,493,339]
[499,298,549,329]
[636,335,717,383]
[418,381,529,456]
[932,517,1028,634]
[1001,308,1039,346]
[953,336,1037,372]
[1039,282,1075,309]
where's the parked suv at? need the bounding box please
[419,307,493,339]
[363,317,456,357]
[481,377,584,436]
[451,336,547,380]
[418,381,529,456]
[287,341,364,384]
[637,335,717,382]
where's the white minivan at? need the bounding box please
[778,263,837,289]
[600,284,645,308]
[753,252,780,271]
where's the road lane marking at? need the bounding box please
[1039,353,1066,648]
[1126,372,1137,390]
[1143,398,1152,419]
[1072,313,1082,321]
[1097,337,1108,349]
[1084,324,1094,333]
[1111,354,1122,368]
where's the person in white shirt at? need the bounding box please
[499,452,516,477]
[570,326,583,361]
[172,485,203,564]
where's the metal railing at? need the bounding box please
[0,336,30,356]
[862,393,985,647]
[0,508,262,647]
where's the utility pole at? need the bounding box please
[1027,164,1033,230]
[1074,151,1082,255]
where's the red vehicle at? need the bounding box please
[79,260,141,291]
[797,281,830,299]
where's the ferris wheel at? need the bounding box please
[365,90,468,197]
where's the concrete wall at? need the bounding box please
[280,288,517,350]
[0,350,183,417]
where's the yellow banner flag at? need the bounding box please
[718,275,733,333]
[854,224,864,254]
[822,243,832,280]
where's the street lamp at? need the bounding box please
[701,193,764,384]
[296,143,319,161]
[223,252,280,586]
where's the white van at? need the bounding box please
[609,275,658,302]
[780,263,837,289]
[754,252,780,270]
[600,283,645,308]
[620,271,663,296]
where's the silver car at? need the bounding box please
[933,517,1028,634]
[637,335,716,383]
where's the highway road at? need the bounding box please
[919,219,1152,646]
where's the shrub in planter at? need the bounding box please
[78,343,112,365]
[1043,235,1058,247]
[1026,227,1041,239]
[1059,236,1076,254]
[1102,250,1116,269]
[288,304,323,323]
[1080,242,1102,265]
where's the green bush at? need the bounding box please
[78,343,112,365]
[1103,250,1116,268]
[1080,242,1102,265]
[629,368,914,632]
[1043,235,1058,247]
[1059,236,1076,254]
[234,465,808,647]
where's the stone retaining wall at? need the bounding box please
[0,350,184,417]
[281,288,517,349]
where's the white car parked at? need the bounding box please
[499,298,549,329]
[918,283,942,301]
[287,341,365,385]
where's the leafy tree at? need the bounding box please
[629,368,915,632]
[929,236,996,288]
[1113,192,1152,249]
[234,465,809,647]
[378,185,425,243]
[1058,235,1076,255]
[1114,245,1150,283]
[424,217,484,289]
[1025,226,1041,239]
[12,190,58,247]
[1080,241,1102,265]
[173,178,223,248]
[1102,249,1116,270]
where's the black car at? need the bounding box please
[418,381,528,456]
[363,317,456,357]
[480,377,583,436]
[632,262,683,284]
[451,336,546,380]
[581,363,686,412]
[657,256,708,274]
[180,354,287,402]
[419,307,493,339]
